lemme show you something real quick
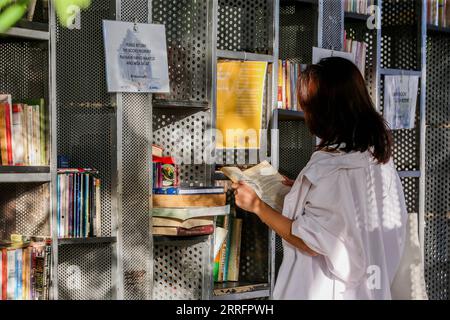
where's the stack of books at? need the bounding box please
[427,0,450,27]
[344,0,375,14]
[152,187,228,237]
[0,95,47,166]
[344,33,367,79]
[152,144,180,190]
[212,179,243,283]
[213,213,242,283]
[57,168,102,238]
[277,60,305,110]
[0,235,51,300]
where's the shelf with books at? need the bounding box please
[58,237,116,246]
[212,282,270,300]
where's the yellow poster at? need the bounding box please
[216,61,267,149]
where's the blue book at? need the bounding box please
[15,249,22,300]
[153,187,179,194]
[77,174,81,238]
[84,174,89,237]
[57,175,61,237]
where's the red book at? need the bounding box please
[153,224,214,236]
[1,249,6,300]
[4,102,13,165]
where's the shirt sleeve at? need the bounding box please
[290,173,366,286]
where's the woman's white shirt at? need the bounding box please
[273,150,407,300]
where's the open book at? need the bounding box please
[220,161,291,212]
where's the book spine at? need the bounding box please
[21,248,27,300]
[222,215,233,282]
[43,244,51,300]
[84,173,89,237]
[22,105,28,165]
[0,104,7,165]
[95,178,102,237]
[277,60,283,108]
[57,174,61,238]
[39,99,46,165]
[6,250,16,300]
[12,104,24,165]
[1,249,6,300]
[227,218,242,282]
[15,249,22,300]
[4,101,13,165]
[89,174,94,237]
[175,225,214,236]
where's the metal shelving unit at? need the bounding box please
[51,0,152,300]
[0,7,53,301]
[425,4,450,301]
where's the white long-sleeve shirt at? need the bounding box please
[273,150,407,300]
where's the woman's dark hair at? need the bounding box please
[298,56,392,163]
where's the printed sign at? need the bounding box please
[103,20,170,93]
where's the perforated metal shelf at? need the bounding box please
[0,173,51,183]
[58,237,117,245]
[1,21,49,40]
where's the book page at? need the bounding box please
[220,166,262,197]
[243,161,291,212]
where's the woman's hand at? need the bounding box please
[231,181,264,215]
[282,175,295,187]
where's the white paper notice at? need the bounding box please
[103,20,170,93]
[384,75,419,129]
[312,47,355,64]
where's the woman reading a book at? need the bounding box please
[232,57,408,300]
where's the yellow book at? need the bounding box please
[153,193,226,208]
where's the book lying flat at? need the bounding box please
[152,205,230,220]
[152,216,214,229]
[220,160,291,212]
[153,193,226,208]
[153,187,225,195]
[153,224,214,236]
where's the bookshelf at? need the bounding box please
[425,1,450,300]
[0,7,53,300]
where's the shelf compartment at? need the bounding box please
[58,237,117,245]
[1,21,49,40]
[217,50,275,62]
[213,282,270,300]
